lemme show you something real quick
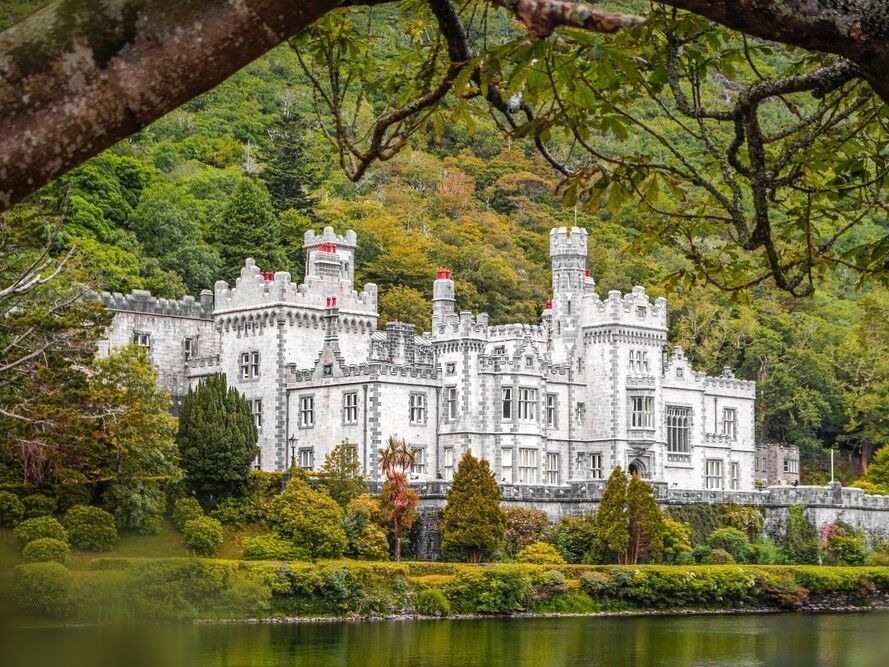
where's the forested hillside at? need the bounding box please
[2,3,887,479]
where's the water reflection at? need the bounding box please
[4,612,889,667]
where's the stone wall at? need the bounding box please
[395,481,889,560]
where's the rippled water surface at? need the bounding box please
[6,612,889,666]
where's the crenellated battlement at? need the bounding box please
[287,360,439,384]
[213,258,378,315]
[98,289,214,319]
[303,226,357,249]
[431,310,490,338]
[487,323,549,339]
[583,285,668,329]
[549,226,588,256]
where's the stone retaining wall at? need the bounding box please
[383,481,889,560]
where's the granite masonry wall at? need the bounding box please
[389,482,889,560]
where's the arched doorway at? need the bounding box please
[627,457,648,479]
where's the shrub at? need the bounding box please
[415,588,451,616]
[267,477,348,560]
[444,567,532,613]
[64,505,118,551]
[530,569,569,603]
[183,516,224,555]
[517,541,566,565]
[784,505,820,564]
[658,518,694,564]
[0,490,25,527]
[354,523,389,561]
[825,534,868,565]
[543,513,597,564]
[707,527,752,563]
[22,537,70,564]
[14,516,68,550]
[103,479,167,535]
[748,537,785,564]
[504,507,550,556]
[172,496,204,530]
[210,495,264,527]
[242,532,295,560]
[14,562,73,617]
[706,548,736,564]
[716,505,764,539]
[22,494,57,519]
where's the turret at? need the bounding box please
[304,227,357,285]
[549,227,588,347]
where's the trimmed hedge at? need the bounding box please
[13,560,889,623]
[242,533,295,561]
[14,516,68,550]
[22,537,70,564]
[64,505,119,551]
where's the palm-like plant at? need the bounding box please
[378,436,419,560]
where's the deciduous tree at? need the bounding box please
[318,440,366,508]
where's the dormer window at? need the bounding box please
[323,363,333,376]
[637,306,646,317]
[526,356,533,368]
[676,368,684,379]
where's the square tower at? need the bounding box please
[304,227,357,287]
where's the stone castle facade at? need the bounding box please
[98,226,757,491]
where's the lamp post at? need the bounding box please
[287,435,297,471]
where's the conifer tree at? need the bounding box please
[440,451,506,563]
[258,118,316,214]
[176,373,258,500]
[625,473,665,565]
[215,177,286,281]
[593,466,629,563]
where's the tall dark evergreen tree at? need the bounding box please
[176,373,258,500]
[259,118,316,214]
[440,451,505,563]
[215,177,286,281]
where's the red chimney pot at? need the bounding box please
[544,300,553,310]
[584,268,592,278]
[436,269,451,280]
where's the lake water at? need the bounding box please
[5,612,889,667]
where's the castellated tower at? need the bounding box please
[304,227,357,286]
[549,226,592,363]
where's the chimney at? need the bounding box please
[432,269,455,322]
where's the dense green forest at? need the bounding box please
[1,3,887,482]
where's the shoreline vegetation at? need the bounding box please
[6,556,889,627]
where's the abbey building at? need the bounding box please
[97,226,756,491]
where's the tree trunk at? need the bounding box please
[469,547,480,564]
[1,0,887,210]
[0,0,341,209]
[394,519,402,561]
[860,442,875,476]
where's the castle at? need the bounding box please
[97,226,757,491]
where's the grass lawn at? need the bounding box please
[0,518,263,571]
